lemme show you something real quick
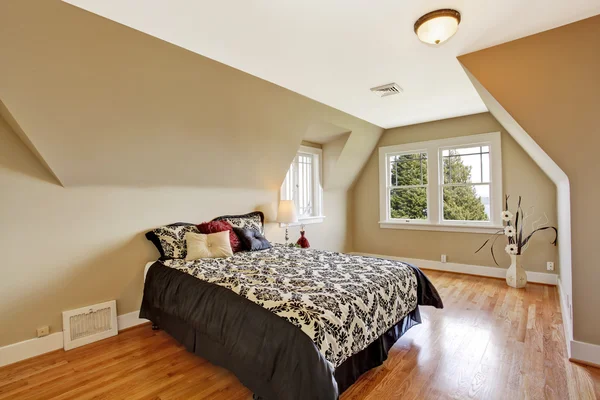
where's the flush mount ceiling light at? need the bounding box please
[414,9,461,45]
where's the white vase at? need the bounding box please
[506,254,527,288]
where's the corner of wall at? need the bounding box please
[0,100,63,186]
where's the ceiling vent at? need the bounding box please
[370,83,403,97]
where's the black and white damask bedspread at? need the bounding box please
[163,245,418,367]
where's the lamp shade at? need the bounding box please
[277,200,298,224]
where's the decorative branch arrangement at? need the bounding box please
[476,195,558,266]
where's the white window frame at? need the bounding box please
[379,132,503,234]
[280,145,325,226]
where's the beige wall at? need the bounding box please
[0,115,353,347]
[459,15,600,346]
[0,0,383,347]
[352,113,558,273]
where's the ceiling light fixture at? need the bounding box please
[414,9,461,45]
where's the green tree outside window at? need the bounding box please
[390,151,487,221]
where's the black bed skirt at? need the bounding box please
[144,306,421,399]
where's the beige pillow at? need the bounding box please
[185,231,233,260]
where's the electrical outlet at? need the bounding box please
[441,254,447,263]
[36,326,49,338]
[547,261,555,271]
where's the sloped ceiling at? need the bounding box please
[459,15,600,346]
[62,0,600,129]
[0,0,382,189]
[303,122,349,145]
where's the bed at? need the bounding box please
[140,243,442,399]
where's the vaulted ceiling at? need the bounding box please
[62,0,600,129]
[1,0,598,189]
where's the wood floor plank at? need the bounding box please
[0,271,598,399]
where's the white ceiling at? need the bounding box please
[63,0,600,129]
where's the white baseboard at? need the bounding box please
[351,252,558,285]
[555,282,599,368]
[117,310,149,331]
[0,332,63,368]
[570,340,600,367]
[0,310,147,368]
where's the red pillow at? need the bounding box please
[197,220,242,253]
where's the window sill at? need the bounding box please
[379,221,503,234]
[280,216,326,227]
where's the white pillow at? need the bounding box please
[185,231,233,260]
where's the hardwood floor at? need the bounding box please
[1,271,598,399]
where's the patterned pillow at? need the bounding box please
[145,223,200,259]
[233,227,272,251]
[197,220,242,253]
[212,211,265,235]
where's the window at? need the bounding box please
[281,145,324,224]
[388,152,428,220]
[441,145,490,222]
[379,132,502,233]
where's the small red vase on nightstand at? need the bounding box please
[297,229,310,248]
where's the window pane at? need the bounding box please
[454,146,482,155]
[389,157,397,186]
[282,162,294,201]
[481,153,490,183]
[297,154,313,217]
[442,185,490,221]
[390,188,428,220]
[443,148,490,184]
[281,150,322,219]
[389,153,427,186]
